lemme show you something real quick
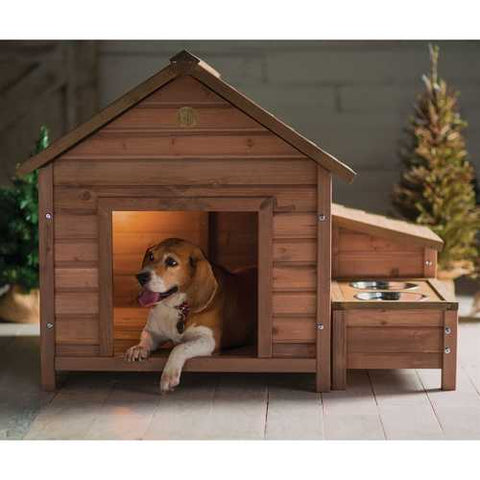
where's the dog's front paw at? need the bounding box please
[125,344,150,362]
[160,365,181,393]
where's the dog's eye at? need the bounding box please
[165,257,178,267]
[148,252,155,262]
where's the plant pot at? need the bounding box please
[437,260,475,300]
[0,284,39,323]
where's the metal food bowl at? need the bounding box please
[354,291,428,302]
[350,280,418,291]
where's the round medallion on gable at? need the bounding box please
[177,106,198,127]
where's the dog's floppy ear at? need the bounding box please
[186,247,218,313]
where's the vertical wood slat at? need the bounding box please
[316,167,332,392]
[331,310,346,390]
[442,310,458,391]
[39,164,56,390]
[424,248,437,278]
[98,201,114,356]
[257,198,274,358]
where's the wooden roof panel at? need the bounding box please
[332,203,443,251]
[18,50,356,182]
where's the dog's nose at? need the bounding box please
[136,271,150,286]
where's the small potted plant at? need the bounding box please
[392,45,480,296]
[0,127,49,323]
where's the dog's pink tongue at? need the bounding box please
[138,289,161,307]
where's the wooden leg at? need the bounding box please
[332,310,347,390]
[39,164,56,392]
[441,310,457,391]
[41,368,57,392]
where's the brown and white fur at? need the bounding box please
[125,238,256,393]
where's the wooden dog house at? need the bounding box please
[19,50,457,393]
[19,50,356,392]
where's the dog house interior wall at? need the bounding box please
[20,50,356,393]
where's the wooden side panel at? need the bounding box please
[257,199,273,357]
[54,159,316,186]
[272,343,315,358]
[272,317,315,343]
[333,226,427,278]
[442,310,458,390]
[54,185,317,213]
[209,212,257,271]
[38,164,56,390]
[316,168,332,392]
[347,327,444,353]
[332,310,346,390]
[343,308,446,372]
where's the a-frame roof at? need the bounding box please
[18,50,356,182]
[332,203,443,251]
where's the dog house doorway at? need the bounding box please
[98,197,274,360]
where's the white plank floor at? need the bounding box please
[1,320,480,440]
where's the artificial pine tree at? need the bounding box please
[393,45,480,277]
[0,126,50,291]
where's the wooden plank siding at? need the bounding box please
[52,73,319,358]
[333,226,428,278]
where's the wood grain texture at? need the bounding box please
[442,310,458,390]
[54,214,97,239]
[273,240,315,263]
[55,268,98,289]
[55,355,316,372]
[347,352,442,369]
[273,292,316,315]
[54,185,317,213]
[273,265,315,291]
[55,240,98,264]
[55,344,100,357]
[55,315,99,344]
[54,159,316,186]
[316,168,331,392]
[332,203,443,250]
[98,201,113,356]
[55,292,99,315]
[331,310,346,390]
[38,164,56,390]
[272,317,315,343]
[344,309,444,327]
[272,343,315,358]
[63,132,301,158]
[347,327,443,353]
[208,212,257,271]
[257,198,273,357]
[273,213,316,239]
[103,106,266,131]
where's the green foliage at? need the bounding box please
[393,45,480,276]
[0,127,50,291]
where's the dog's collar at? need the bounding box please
[175,301,190,334]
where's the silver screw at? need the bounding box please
[444,346,451,354]
[316,323,325,330]
[425,260,433,267]
[318,214,326,222]
[46,322,54,329]
[45,213,52,220]
[445,327,452,335]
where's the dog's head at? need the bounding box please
[136,238,218,311]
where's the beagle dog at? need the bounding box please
[125,238,256,393]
